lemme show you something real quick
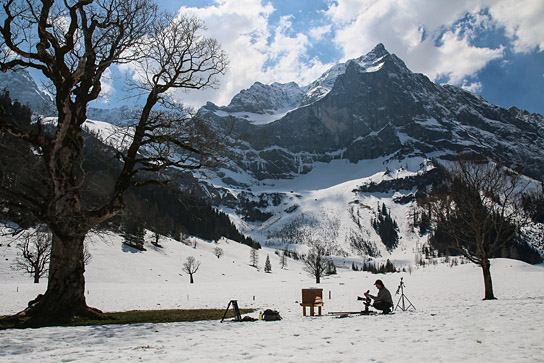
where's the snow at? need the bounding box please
[83,119,134,150]
[214,107,295,125]
[41,118,134,151]
[2,227,544,362]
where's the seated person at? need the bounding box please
[364,279,393,314]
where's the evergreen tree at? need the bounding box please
[279,249,288,269]
[250,243,259,268]
[264,254,272,273]
[326,260,337,275]
[121,213,146,251]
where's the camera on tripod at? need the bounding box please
[357,290,372,312]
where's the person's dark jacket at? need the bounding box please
[375,286,393,306]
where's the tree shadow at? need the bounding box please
[121,243,143,253]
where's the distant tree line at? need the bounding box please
[352,259,398,274]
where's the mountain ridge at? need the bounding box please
[1,44,543,261]
[199,44,544,183]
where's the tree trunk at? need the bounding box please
[315,274,320,284]
[23,233,101,326]
[189,273,194,284]
[481,259,496,300]
[33,270,40,284]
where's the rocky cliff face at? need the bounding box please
[200,43,544,183]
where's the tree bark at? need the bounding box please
[481,259,496,300]
[22,233,102,326]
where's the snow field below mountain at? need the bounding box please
[229,156,432,259]
[1,229,544,362]
[214,108,295,125]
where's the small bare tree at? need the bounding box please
[424,156,535,300]
[300,214,339,283]
[303,239,331,284]
[182,256,200,284]
[16,230,51,284]
[213,247,223,259]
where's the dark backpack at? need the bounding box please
[262,309,282,321]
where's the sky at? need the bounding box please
[95,0,544,116]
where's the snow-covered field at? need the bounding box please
[1,231,544,362]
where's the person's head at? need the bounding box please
[374,279,384,289]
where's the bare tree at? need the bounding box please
[16,230,51,284]
[213,247,223,259]
[301,214,338,283]
[303,238,331,284]
[83,243,93,266]
[424,156,535,300]
[0,0,227,326]
[182,256,200,284]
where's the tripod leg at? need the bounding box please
[221,301,233,323]
[395,294,405,311]
[403,295,416,310]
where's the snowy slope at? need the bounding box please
[1,228,544,362]
[208,155,434,260]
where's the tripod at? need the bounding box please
[395,277,416,312]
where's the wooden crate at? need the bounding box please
[302,288,323,304]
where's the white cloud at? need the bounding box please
[461,80,484,94]
[165,0,332,108]
[119,0,542,109]
[98,68,114,104]
[413,29,504,84]
[489,0,544,53]
[309,24,332,41]
[324,0,536,88]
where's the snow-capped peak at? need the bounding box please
[301,43,396,105]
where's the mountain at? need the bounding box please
[194,44,543,260]
[1,44,543,262]
[200,43,544,182]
